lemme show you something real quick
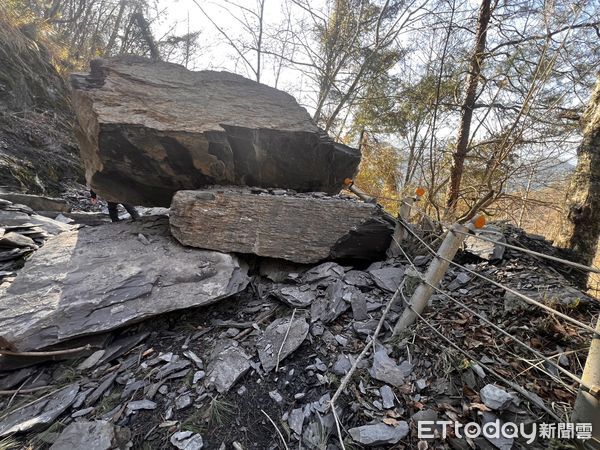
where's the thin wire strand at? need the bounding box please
[392,236,597,396]
[396,218,600,337]
[391,196,600,274]
[395,277,563,422]
[451,228,600,274]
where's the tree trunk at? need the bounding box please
[104,0,127,57]
[558,76,600,276]
[132,11,160,60]
[445,0,492,212]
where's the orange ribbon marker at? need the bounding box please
[473,215,486,229]
[415,187,425,197]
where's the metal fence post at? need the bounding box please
[572,315,600,447]
[392,221,472,336]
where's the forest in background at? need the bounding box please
[1,0,599,294]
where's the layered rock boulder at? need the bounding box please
[0,216,249,351]
[170,187,394,263]
[70,56,361,206]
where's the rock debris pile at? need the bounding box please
[0,58,597,449]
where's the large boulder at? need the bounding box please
[169,187,394,263]
[0,216,249,351]
[70,56,360,206]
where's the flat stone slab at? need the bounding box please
[50,420,129,450]
[0,193,70,213]
[70,56,360,206]
[0,384,79,437]
[348,422,409,446]
[258,316,309,372]
[170,188,393,263]
[0,216,249,351]
[205,339,251,393]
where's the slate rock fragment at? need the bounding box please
[170,188,392,263]
[170,431,204,450]
[258,316,309,372]
[127,399,157,411]
[380,385,395,409]
[368,266,404,292]
[50,420,129,450]
[479,384,515,410]
[464,227,506,261]
[0,384,79,437]
[272,285,316,307]
[348,422,409,446]
[310,280,350,323]
[205,339,251,393]
[369,347,412,387]
[288,407,304,435]
[0,216,249,351]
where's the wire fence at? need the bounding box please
[344,185,600,416]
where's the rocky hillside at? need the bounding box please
[0,14,82,195]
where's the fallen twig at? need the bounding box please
[0,385,52,396]
[0,344,92,357]
[275,308,296,372]
[261,409,289,450]
[330,399,346,450]
[329,280,402,409]
[236,307,279,342]
[7,375,31,407]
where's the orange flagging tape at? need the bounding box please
[473,215,486,229]
[415,187,425,197]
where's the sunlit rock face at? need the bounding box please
[0,216,249,351]
[70,56,361,206]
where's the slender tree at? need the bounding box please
[445,0,492,213]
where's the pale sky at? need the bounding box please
[155,0,329,111]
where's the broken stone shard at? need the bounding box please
[368,266,404,292]
[310,280,350,323]
[479,384,515,410]
[71,56,360,206]
[205,339,251,393]
[170,188,393,263]
[49,420,129,450]
[127,399,157,411]
[380,385,395,409]
[170,431,204,450]
[258,316,309,372]
[369,347,412,387]
[272,285,316,308]
[464,227,506,261]
[348,422,409,446]
[288,407,304,435]
[0,216,249,351]
[0,384,79,437]
[0,193,71,213]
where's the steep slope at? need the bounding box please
[0,14,82,195]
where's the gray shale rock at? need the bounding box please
[170,188,393,263]
[205,340,251,393]
[369,347,412,387]
[70,56,360,206]
[170,431,204,450]
[258,316,309,372]
[349,422,409,446]
[479,384,515,410]
[0,193,70,213]
[464,227,506,261]
[0,384,79,437]
[50,420,129,450]
[0,216,249,351]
